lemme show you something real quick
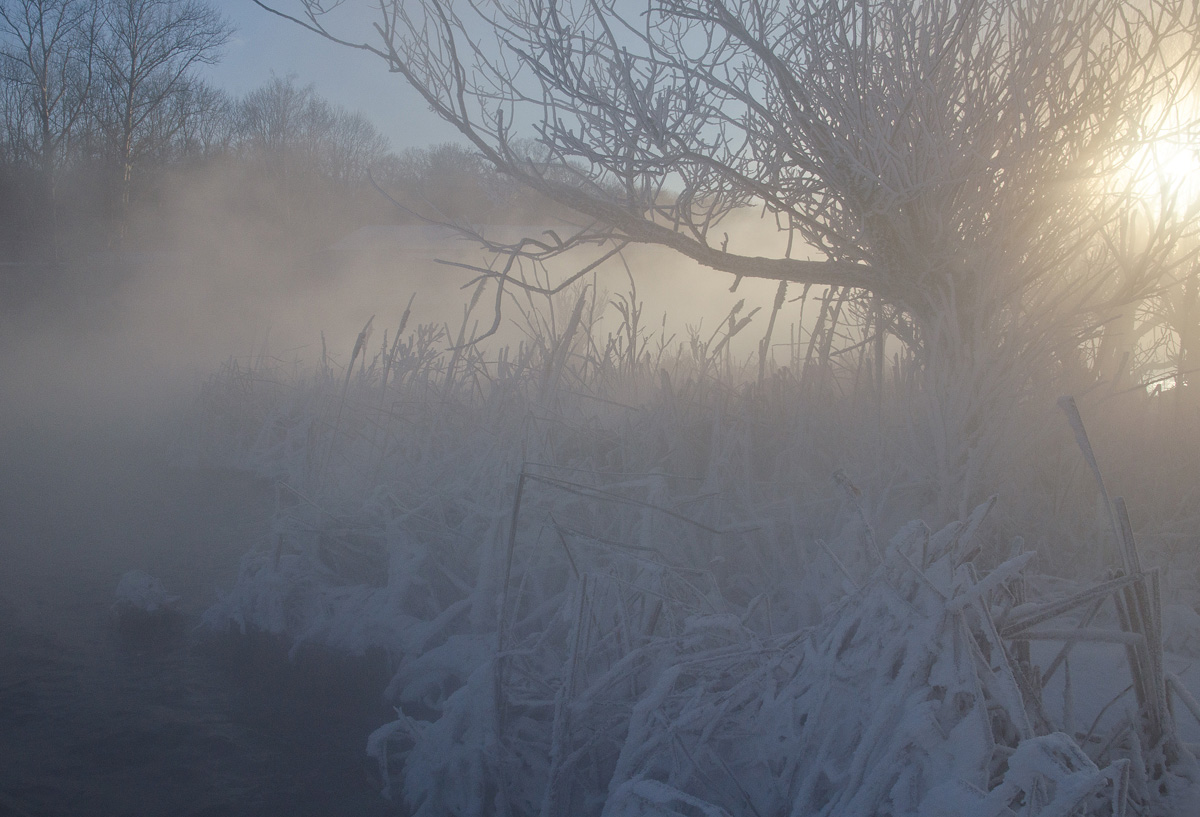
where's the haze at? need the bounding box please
[4,1,1200,814]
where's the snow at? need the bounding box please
[112,570,180,614]
[182,318,1200,815]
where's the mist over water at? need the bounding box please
[0,165,791,813]
[0,260,396,812]
[6,0,1200,810]
[4,146,1197,815]
[0,206,456,814]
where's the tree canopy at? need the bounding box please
[255,1,1200,346]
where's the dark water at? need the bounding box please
[0,430,396,816]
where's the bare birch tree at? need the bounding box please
[95,0,230,232]
[0,0,97,230]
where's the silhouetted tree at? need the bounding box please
[237,73,389,186]
[164,77,232,161]
[256,0,1200,348]
[255,0,1200,517]
[0,0,96,184]
[0,0,99,256]
[94,0,230,234]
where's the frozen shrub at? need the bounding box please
[187,297,1200,814]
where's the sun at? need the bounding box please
[1133,140,1200,212]
[1124,105,1200,217]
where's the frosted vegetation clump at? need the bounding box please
[184,286,1200,815]
[113,569,180,614]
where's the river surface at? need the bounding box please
[0,428,396,816]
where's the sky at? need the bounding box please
[206,0,461,149]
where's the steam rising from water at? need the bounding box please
[1,179,789,441]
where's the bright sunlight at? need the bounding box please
[1126,101,1200,215]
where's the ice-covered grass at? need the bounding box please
[182,290,1200,815]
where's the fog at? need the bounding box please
[1,180,790,440]
[3,155,1200,817]
[5,0,1200,810]
[0,163,790,625]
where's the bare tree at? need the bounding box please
[236,72,316,175]
[237,73,390,185]
[0,0,97,217]
[379,141,547,223]
[94,0,230,231]
[255,0,1200,514]
[166,77,233,160]
[313,104,389,185]
[253,0,1198,331]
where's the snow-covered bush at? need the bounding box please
[114,569,180,614]
[185,291,1200,814]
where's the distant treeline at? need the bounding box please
[0,0,552,272]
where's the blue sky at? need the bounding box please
[206,1,461,149]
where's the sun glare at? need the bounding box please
[1124,102,1200,216]
[1131,140,1200,213]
